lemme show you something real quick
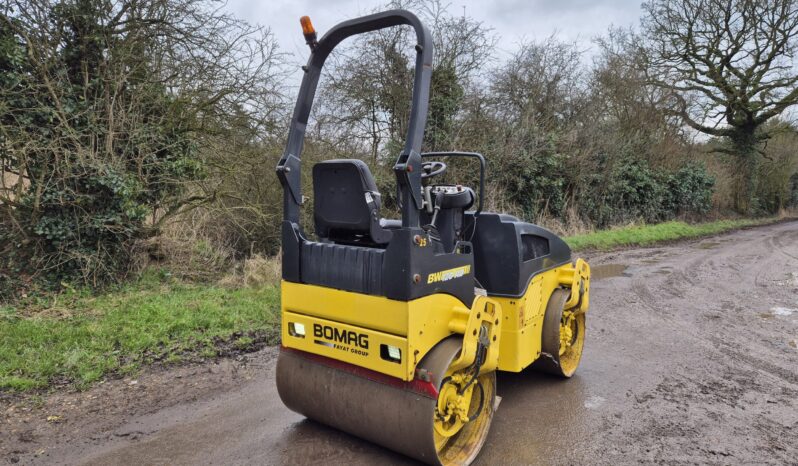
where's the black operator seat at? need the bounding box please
[313,159,395,246]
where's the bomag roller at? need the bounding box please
[275,9,591,465]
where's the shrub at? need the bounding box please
[582,159,714,227]
[754,127,798,213]
[500,148,568,220]
[663,163,715,216]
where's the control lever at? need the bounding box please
[429,192,444,227]
[424,186,433,214]
[422,192,444,243]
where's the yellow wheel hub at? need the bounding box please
[556,307,585,377]
[559,310,577,356]
[434,374,476,438]
[431,369,496,465]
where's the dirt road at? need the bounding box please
[3,221,797,465]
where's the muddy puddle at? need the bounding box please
[591,263,629,280]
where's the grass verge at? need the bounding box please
[0,279,280,392]
[565,217,780,251]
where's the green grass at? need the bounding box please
[565,217,779,251]
[0,281,280,392]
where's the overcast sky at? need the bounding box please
[224,0,645,69]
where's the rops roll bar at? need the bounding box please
[276,10,433,227]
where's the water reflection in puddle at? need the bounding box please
[592,264,629,280]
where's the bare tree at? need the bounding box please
[314,0,494,160]
[491,36,584,129]
[592,28,692,169]
[642,0,798,212]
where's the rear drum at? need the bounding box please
[277,337,496,465]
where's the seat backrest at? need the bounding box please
[313,159,392,245]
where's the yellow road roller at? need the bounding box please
[275,10,591,465]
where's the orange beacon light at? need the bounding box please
[300,16,318,50]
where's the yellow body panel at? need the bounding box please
[494,267,565,372]
[283,310,409,378]
[281,281,492,381]
[280,259,590,380]
[490,258,589,373]
[282,282,409,335]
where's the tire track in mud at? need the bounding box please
[583,221,798,466]
[709,336,798,387]
[769,226,798,261]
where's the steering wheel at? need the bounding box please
[421,160,447,179]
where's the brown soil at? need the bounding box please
[2,221,798,465]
